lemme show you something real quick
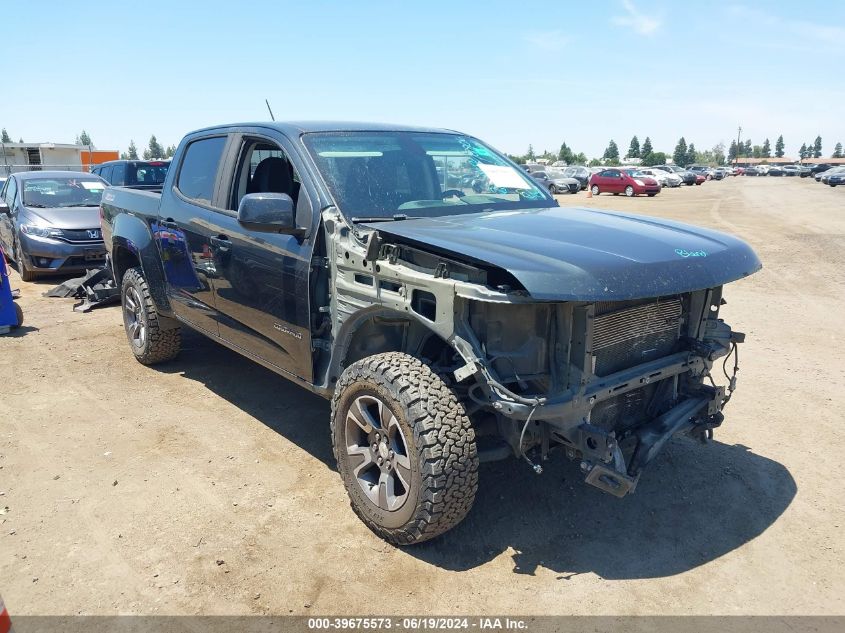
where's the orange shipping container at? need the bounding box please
[81,150,119,170]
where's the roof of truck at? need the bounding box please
[190,121,459,136]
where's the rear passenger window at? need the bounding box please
[111,164,126,186]
[177,136,227,205]
[100,165,114,184]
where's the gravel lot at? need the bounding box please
[1,177,843,615]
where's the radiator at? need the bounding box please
[592,298,683,377]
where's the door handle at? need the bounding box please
[160,218,179,229]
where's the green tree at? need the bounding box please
[743,139,752,157]
[18,138,23,143]
[728,140,738,161]
[799,143,808,160]
[76,130,92,146]
[0,129,10,143]
[641,136,653,161]
[557,141,574,164]
[165,145,177,158]
[673,137,688,166]
[686,143,697,166]
[603,139,620,164]
[127,140,139,160]
[573,152,587,165]
[144,135,166,160]
[752,145,762,159]
[526,144,536,161]
[627,135,640,159]
[644,151,666,166]
[712,143,726,165]
[813,136,822,158]
[833,142,843,159]
[588,158,602,166]
[762,138,771,158]
[775,135,785,158]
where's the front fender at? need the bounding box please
[111,214,172,316]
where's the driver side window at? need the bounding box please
[229,139,301,212]
[4,178,17,207]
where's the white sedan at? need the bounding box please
[639,167,683,187]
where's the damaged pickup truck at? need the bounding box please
[100,122,761,544]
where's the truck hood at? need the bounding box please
[22,204,102,230]
[366,206,761,300]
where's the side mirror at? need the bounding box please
[237,193,300,235]
[0,202,9,215]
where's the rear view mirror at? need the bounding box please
[237,192,301,235]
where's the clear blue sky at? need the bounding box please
[2,0,843,159]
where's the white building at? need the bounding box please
[0,141,118,175]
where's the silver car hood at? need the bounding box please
[22,204,101,230]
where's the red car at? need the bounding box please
[694,173,706,185]
[589,168,661,197]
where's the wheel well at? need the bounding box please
[341,314,452,376]
[112,245,140,283]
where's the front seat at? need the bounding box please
[247,157,295,197]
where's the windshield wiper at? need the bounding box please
[24,202,47,208]
[61,203,99,207]
[351,214,417,223]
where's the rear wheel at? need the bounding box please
[12,303,23,329]
[121,267,181,365]
[625,185,635,197]
[549,185,557,195]
[590,185,600,196]
[331,352,479,544]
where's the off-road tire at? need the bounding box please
[331,352,479,545]
[121,266,181,365]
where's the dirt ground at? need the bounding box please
[1,177,843,616]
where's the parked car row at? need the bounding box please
[741,163,839,178]
[524,162,733,198]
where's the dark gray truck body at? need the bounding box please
[101,121,760,539]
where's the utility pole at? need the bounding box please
[735,126,742,167]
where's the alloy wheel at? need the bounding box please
[344,393,411,512]
[123,285,147,349]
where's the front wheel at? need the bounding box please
[331,352,479,545]
[590,185,600,196]
[625,185,635,197]
[121,267,181,365]
[549,185,557,195]
[14,234,36,282]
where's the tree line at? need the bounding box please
[507,133,843,168]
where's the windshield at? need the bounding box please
[129,162,169,186]
[303,131,552,220]
[22,177,106,207]
[546,169,568,179]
